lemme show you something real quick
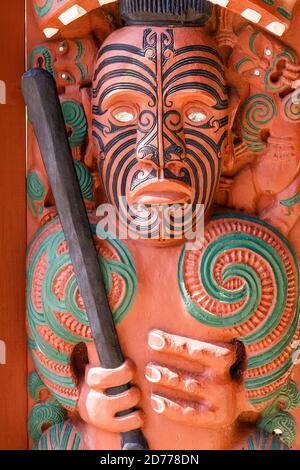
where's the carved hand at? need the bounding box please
[78,359,144,433]
[145,329,246,427]
[279,61,300,89]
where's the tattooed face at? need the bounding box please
[92,27,228,243]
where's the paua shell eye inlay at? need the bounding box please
[187,111,207,123]
[114,111,135,123]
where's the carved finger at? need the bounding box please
[284,62,300,73]
[148,329,236,369]
[282,69,300,82]
[280,76,294,87]
[150,393,216,426]
[145,362,215,397]
[87,359,135,390]
[85,388,143,432]
[107,386,142,415]
[111,410,144,433]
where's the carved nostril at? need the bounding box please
[136,145,159,167]
[164,144,186,164]
[165,161,184,175]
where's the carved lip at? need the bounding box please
[128,181,192,205]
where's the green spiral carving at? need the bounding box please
[27,217,137,409]
[240,94,276,153]
[61,101,87,148]
[28,371,47,401]
[284,91,300,122]
[28,401,66,443]
[35,421,82,450]
[281,380,300,410]
[258,412,296,448]
[258,380,300,447]
[180,224,288,334]
[27,171,46,216]
[29,46,55,77]
[179,213,300,408]
[74,161,93,201]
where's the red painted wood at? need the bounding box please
[0,0,27,450]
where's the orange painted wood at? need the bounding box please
[0,0,28,450]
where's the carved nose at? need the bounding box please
[164,144,186,163]
[136,145,159,167]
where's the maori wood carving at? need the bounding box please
[26,0,300,450]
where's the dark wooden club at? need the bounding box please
[22,68,148,451]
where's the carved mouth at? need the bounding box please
[128,181,192,205]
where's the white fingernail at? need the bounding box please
[151,395,165,413]
[145,365,161,383]
[148,331,165,350]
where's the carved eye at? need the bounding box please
[111,105,137,123]
[58,41,68,54]
[60,72,74,83]
[114,111,135,123]
[187,110,207,123]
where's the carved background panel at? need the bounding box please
[25,0,300,450]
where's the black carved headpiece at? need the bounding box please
[120,0,213,26]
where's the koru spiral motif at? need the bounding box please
[179,214,300,409]
[27,216,137,410]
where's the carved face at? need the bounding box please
[92,27,228,243]
[30,37,97,91]
[230,25,298,92]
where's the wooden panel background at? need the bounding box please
[0,0,27,450]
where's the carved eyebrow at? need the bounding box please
[93,68,156,99]
[166,88,217,107]
[163,69,227,98]
[163,56,226,82]
[98,84,156,112]
[165,83,228,110]
[96,43,146,62]
[93,56,156,83]
[174,45,224,62]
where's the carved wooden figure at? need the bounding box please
[26,0,300,450]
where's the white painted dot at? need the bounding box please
[61,73,67,79]
[241,9,262,24]
[265,48,272,56]
[266,22,286,37]
[43,28,59,38]
[254,70,260,76]
[59,46,65,52]
[58,5,87,25]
